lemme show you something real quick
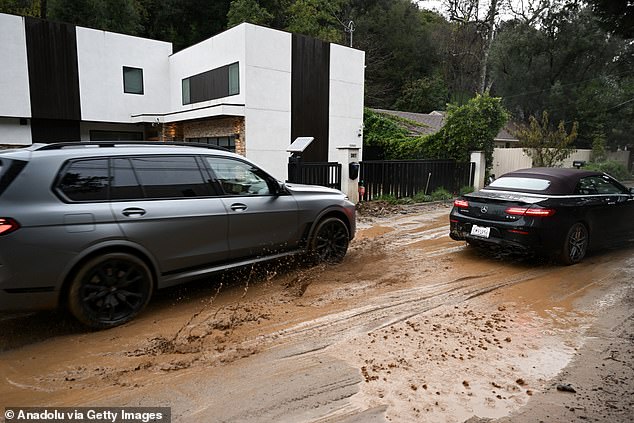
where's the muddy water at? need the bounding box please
[1,203,632,422]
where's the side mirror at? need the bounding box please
[629,187,634,195]
[272,181,288,196]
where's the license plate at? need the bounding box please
[470,225,490,238]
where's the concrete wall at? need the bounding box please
[0,14,31,144]
[328,44,365,162]
[0,14,31,120]
[76,27,172,123]
[243,24,292,179]
[168,24,247,115]
[0,117,31,145]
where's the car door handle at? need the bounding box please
[230,203,248,212]
[122,207,147,217]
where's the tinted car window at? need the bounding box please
[111,158,144,200]
[576,176,625,195]
[0,158,28,196]
[58,159,109,201]
[205,157,271,195]
[131,156,211,199]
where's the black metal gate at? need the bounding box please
[360,160,475,201]
[288,161,342,190]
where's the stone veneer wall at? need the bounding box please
[182,117,246,156]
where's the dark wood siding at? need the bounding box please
[31,118,80,142]
[291,34,330,162]
[25,17,81,121]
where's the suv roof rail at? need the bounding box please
[35,141,229,151]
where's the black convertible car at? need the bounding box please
[449,167,634,264]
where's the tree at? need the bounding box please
[489,6,633,149]
[368,93,508,170]
[425,92,508,169]
[515,111,578,167]
[227,0,274,28]
[48,0,142,35]
[585,0,634,39]
[0,0,44,17]
[362,108,412,160]
[285,0,345,43]
[351,0,446,108]
[432,0,502,94]
[392,75,449,113]
[139,0,232,51]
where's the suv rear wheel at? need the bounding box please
[310,217,349,264]
[68,253,153,329]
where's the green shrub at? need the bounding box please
[412,191,433,202]
[584,160,630,180]
[374,194,400,204]
[430,187,453,201]
[459,185,475,195]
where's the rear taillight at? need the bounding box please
[0,218,20,235]
[505,207,556,217]
[454,199,469,208]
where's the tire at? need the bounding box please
[309,217,350,264]
[559,222,589,265]
[68,253,153,329]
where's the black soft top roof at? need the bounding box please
[487,167,604,195]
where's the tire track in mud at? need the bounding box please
[127,207,551,366]
[242,264,556,358]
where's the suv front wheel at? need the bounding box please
[68,253,153,329]
[310,217,350,264]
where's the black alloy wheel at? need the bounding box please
[311,217,350,264]
[560,222,589,265]
[68,253,153,329]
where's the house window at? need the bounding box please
[228,63,239,95]
[123,66,144,95]
[182,62,239,105]
[182,79,191,105]
[187,136,236,152]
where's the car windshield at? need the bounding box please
[488,177,551,191]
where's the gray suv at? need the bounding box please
[0,142,355,328]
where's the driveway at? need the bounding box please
[1,203,633,422]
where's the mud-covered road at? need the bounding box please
[1,202,633,422]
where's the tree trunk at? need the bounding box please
[479,0,498,93]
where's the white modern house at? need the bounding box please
[0,13,365,180]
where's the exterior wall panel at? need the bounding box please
[291,34,330,163]
[329,44,365,161]
[24,17,81,122]
[0,118,32,145]
[76,27,172,123]
[243,24,292,179]
[0,14,31,119]
[169,26,246,113]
